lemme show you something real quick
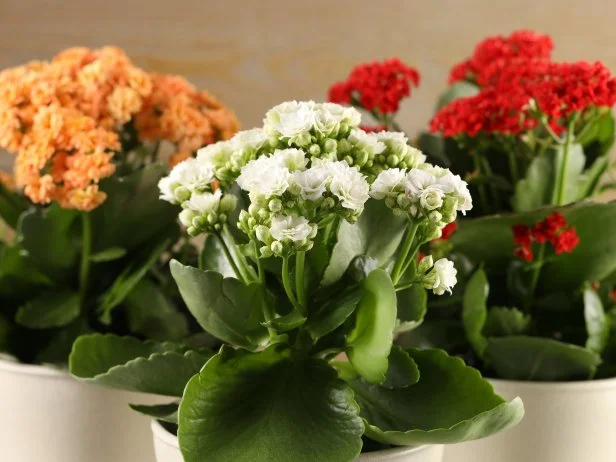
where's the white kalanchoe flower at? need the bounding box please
[272,148,308,172]
[263,101,315,144]
[349,129,386,156]
[236,156,291,197]
[448,174,473,215]
[158,158,215,203]
[314,103,362,136]
[197,141,233,170]
[230,128,270,152]
[405,168,438,200]
[185,188,223,215]
[292,166,331,201]
[269,214,317,242]
[370,168,407,200]
[422,258,458,295]
[327,160,370,212]
[419,185,445,211]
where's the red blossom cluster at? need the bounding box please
[328,58,420,115]
[512,213,580,262]
[359,124,388,133]
[440,221,458,240]
[610,289,616,303]
[431,59,616,138]
[448,30,554,85]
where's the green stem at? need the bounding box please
[525,243,546,313]
[539,117,564,145]
[507,148,519,185]
[282,256,300,310]
[223,226,256,282]
[79,213,92,308]
[481,157,501,211]
[295,251,306,312]
[253,241,265,284]
[473,153,490,214]
[553,120,576,206]
[391,221,419,285]
[215,232,245,282]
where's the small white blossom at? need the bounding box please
[314,103,362,136]
[158,158,215,203]
[197,142,233,169]
[293,167,330,201]
[185,189,222,214]
[375,131,408,149]
[448,174,473,214]
[264,101,315,140]
[405,168,438,200]
[327,161,370,212]
[269,215,316,242]
[272,148,308,172]
[419,185,445,211]
[237,156,291,197]
[158,176,177,203]
[423,258,458,295]
[349,129,386,155]
[230,128,269,152]
[405,146,427,168]
[370,168,407,200]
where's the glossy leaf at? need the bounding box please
[584,289,610,354]
[170,260,268,349]
[69,333,211,396]
[130,402,178,424]
[306,288,361,340]
[124,278,189,341]
[395,284,427,333]
[462,268,488,357]
[483,307,530,337]
[484,336,601,381]
[322,200,406,286]
[15,290,80,329]
[0,183,27,229]
[0,245,52,300]
[346,269,397,384]
[199,234,235,278]
[350,348,524,444]
[89,247,127,263]
[178,345,364,462]
[383,346,420,389]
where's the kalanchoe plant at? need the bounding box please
[0,46,238,364]
[70,101,523,462]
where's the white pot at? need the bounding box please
[444,376,616,462]
[151,420,444,462]
[0,358,161,462]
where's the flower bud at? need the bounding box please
[337,138,351,154]
[270,240,284,255]
[174,186,191,203]
[309,144,321,156]
[218,213,228,223]
[255,225,271,243]
[207,214,218,225]
[322,197,336,209]
[179,209,195,227]
[343,155,354,166]
[387,154,400,166]
[428,211,443,224]
[268,198,283,212]
[192,215,208,229]
[324,139,338,153]
[219,195,237,213]
[260,245,273,258]
[258,208,270,220]
[417,255,434,274]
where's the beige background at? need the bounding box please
[1,0,615,174]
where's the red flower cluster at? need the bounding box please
[610,289,616,303]
[359,124,388,133]
[431,59,616,137]
[328,58,420,115]
[448,30,554,84]
[440,221,458,240]
[512,213,580,262]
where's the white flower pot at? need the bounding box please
[0,358,161,462]
[444,376,616,462]
[151,420,444,462]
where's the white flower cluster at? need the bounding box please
[417,256,458,295]
[370,164,472,232]
[236,149,370,256]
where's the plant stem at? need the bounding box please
[253,241,265,284]
[525,243,546,313]
[391,221,419,285]
[507,148,519,185]
[223,225,256,282]
[281,256,300,310]
[214,232,245,282]
[79,213,92,308]
[553,119,576,206]
[295,251,306,311]
[473,153,490,214]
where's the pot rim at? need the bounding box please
[489,375,616,391]
[150,420,434,457]
[0,357,69,380]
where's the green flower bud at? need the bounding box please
[258,209,270,220]
[337,138,352,154]
[187,226,200,237]
[270,241,283,255]
[387,154,400,166]
[220,195,238,213]
[207,214,218,225]
[324,139,338,153]
[417,255,434,274]
[322,197,336,209]
[343,155,354,166]
[174,186,191,203]
[309,144,321,156]
[269,198,283,212]
[192,215,208,229]
[260,245,273,258]
[355,150,369,167]
[255,225,271,243]
[218,213,228,223]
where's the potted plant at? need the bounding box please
[70,101,523,462]
[0,46,238,462]
[328,31,616,462]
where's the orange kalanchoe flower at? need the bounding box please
[135,73,239,167]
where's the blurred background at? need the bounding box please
[2,0,615,173]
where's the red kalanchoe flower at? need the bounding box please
[449,30,554,84]
[328,58,420,115]
[512,224,533,247]
[359,124,388,133]
[440,221,458,240]
[610,289,616,303]
[551,227,580,254]
[513,213,580,261]
[514,246,534,262]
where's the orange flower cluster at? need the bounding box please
[0,171,14,190]
[134,73,239,167]
[0,47,151,210]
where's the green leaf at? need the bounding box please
[178,345,364,462]
[435,81,480,111]
[98,237,170,324]
[395,284,427,333]
[577,156,609,200]
[346,269,397,384]
[350,348,524,444]
[17,204,79,280]
[584,289,610,354]
[15,290,80,329]
[462,268,489,357]
[129,402,178,424]
[512,144,585,212]
[170,260,268,349]
[89,247,127,262]
[306,288,362,340]
[123,278,188,341]
[69,333,211,396]
[0,245,52,300]
[90,164,179,252]
[263,309,306,333]
[483,307,530,337]
[383,346,420,389]
[199,234,235,278]
[0,183,27,229]
[322,200,406,286]
[451,201,616,293]
[484,336,601,381]
[577,111,615,161]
